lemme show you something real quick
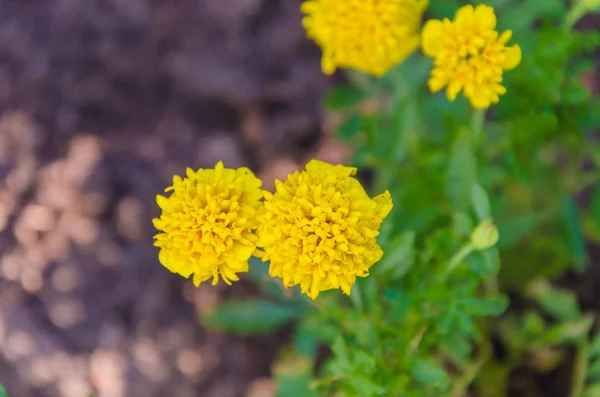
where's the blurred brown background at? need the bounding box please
[0,1,345,396]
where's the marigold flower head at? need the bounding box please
[301,0,429,77]
[256,160,393,299]
[422,4,522,109]
[153,161,264,287]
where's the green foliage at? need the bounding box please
[206,1,600,396]
[0,386,7,397]
[202,299,301,336]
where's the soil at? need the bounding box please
[0,1,336,396]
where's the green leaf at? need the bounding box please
[585,383,600,397]
[561,196,587,272]
[445,130,477,211]
[202,299,299,336]
[588,328,600,359]
[498,0,565,31]
[411,359,450,391]
[0,386,7,397]
[428,0,461,18]
[459,296,509,317]
[496,213,544,249]
[276,365,317,397]
[293,323,320,358]
[337,114,363,140]
[526,279,581,321]
[471,183,491,221]
[375,231,416,280]
[352,375,386,396]
[384,289,412,323]
[331,337,351,371]
[453,212,475,238]
[324,85,365,111]
[588,358,600,380]
[564,80,592,105]
[350,276,377,313]
[353,350,377,373]
[247,257,286,298]
[482,247,501,276]
[539,316,594,345]
[276,373,316,397]
[592,184,600,232]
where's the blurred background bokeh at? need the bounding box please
[0,1,345,395]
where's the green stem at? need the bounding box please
[564,1,588,30]
[471,108,486,146]
[570,338,589,397]
[451,340,492,397]
[444,243,475,278]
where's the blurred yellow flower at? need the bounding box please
[301,0,429,77]
[256,160,393,299]
[153,161,264,287]
[422,4,522,109]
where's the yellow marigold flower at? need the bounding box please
[153,161,264,287]
[301,0,429,77]
[256,160,393,299]
[422,4,522,109]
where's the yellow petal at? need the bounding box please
[474,4,497,30]
[156,194,170,210]
[421,20,445,56]
[502,45,522,70]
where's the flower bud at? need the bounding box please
[471,220,499,250]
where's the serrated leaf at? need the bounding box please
[324,85,365,111]
[412,359,450,391]
[471,183,491,221]
[202,299,299,336]
[375,231,415,280]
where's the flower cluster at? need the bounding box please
[153,160,393,299]
[421,4,522,108]
[301,0,428,76]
